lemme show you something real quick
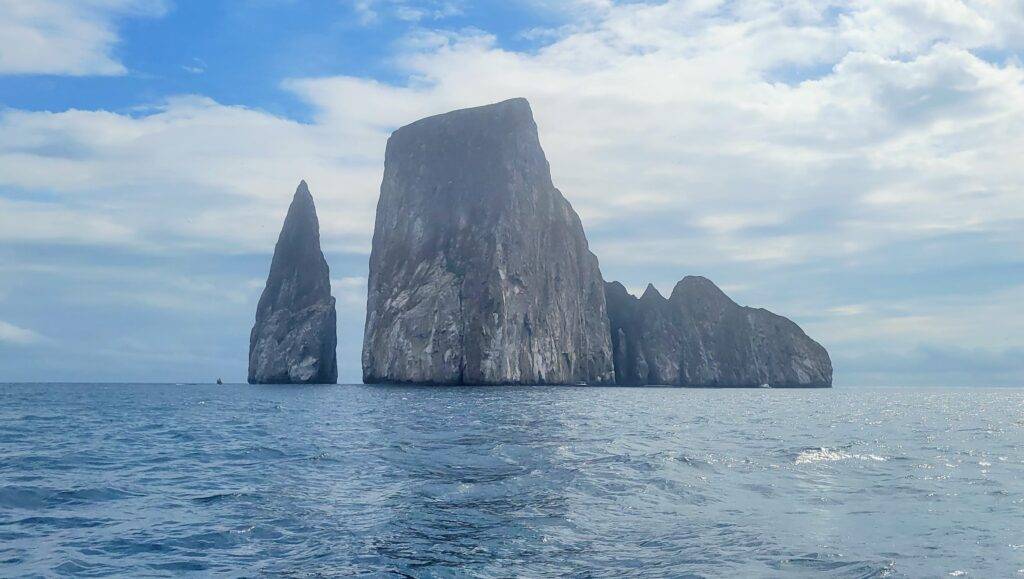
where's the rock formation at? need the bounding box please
[362,98,615,385]
[605,277,832,387]
[359,96,833,387]
[249,181,337,384]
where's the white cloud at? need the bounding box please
[0,320,45,345]
[352,0,379,25]
[0,0,167,76]
[0,96,382,254]
[350,0,462,25]
[0,198,136,246]
[333,276,368,289]
[829,304,869,317]
[810,283,1024,350]
[332,276,368,308]
[181,58,206,75]
[839,0,1024,57]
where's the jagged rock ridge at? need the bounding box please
[362,98,615,385]
[606,277,832,387]
[249,181,337,384]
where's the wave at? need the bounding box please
[795,447,888,465]
[191,491,254,504]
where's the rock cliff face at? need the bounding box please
[249,181,337,384]
[362,98,615,385]
[605,277,832,387]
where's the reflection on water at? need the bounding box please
[1,383,1022,576]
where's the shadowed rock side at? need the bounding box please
[249,181,337,384]
[605,277,832,387]
[362,98,615,385]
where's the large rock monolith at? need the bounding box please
[362,98,614,385]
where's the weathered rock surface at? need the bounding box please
[362,98,615,385]
[605,277,832,387]
[249,181,337,384]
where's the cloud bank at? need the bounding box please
[3,0,1024,384]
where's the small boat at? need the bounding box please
[760,383,771,388]
[574,381,588,386]
[216,378,223,385]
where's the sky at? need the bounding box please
[1,0,1023,386]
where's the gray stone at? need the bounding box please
[362,98,615,385]
[605,277,832,387]
[249,181,337,384]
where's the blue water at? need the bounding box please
[1,384,1022,577]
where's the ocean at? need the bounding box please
[1,383,1021,577]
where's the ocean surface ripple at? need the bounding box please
[1,384,1022,577]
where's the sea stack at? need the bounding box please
[248,181,337,384]
[605,277,832,387]
[362,98,615,385]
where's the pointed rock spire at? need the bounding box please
[640,283,665,301]
[248,181,337,384]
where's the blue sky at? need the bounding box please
[2,0,1024,385]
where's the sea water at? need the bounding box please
[1,383,1022,577]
